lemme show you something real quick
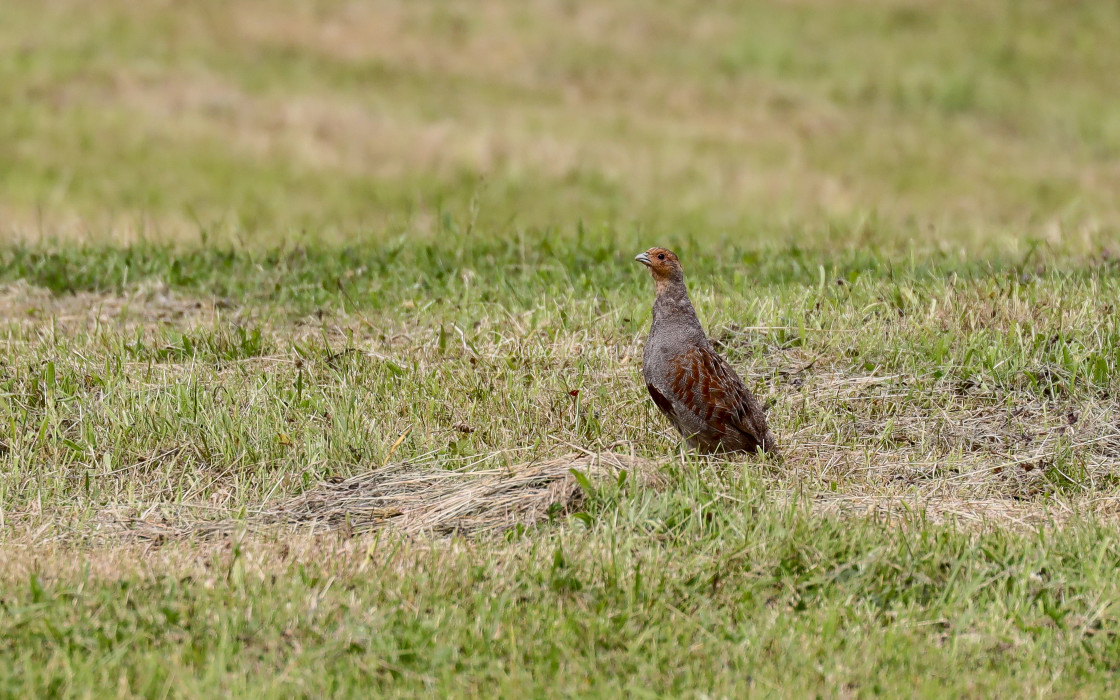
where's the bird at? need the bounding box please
[634,247,777,455]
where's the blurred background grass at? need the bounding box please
[2,0,1119,253]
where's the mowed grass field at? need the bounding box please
[4,0,1120,696]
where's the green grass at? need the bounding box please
[4,0,1120,697]
[5,496,1120,697]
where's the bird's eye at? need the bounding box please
[657,253,665,260]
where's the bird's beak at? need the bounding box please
[634,252,651,267]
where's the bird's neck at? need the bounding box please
[652,280,705,334]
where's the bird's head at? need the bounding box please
[634,247,684,287]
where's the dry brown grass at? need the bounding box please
[0,280,229,329]
[99,451,659,543]
[0,451,662,553]
[10,415,1118,550]
[0,526,449,586]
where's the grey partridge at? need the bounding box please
[635,247,777,454]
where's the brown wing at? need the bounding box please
[666,345,771,446]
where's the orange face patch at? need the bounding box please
[635,247,682,281]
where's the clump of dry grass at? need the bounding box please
[108,451,658,543]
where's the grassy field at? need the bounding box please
[4,0,1120,696]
